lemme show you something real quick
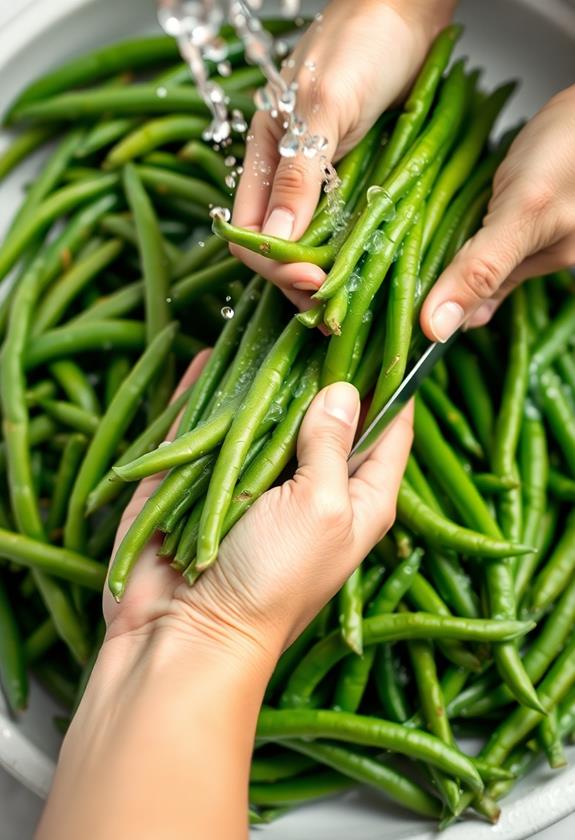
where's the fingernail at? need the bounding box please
[323,382,359,425]
[263,207,295,240]
[294,280,321,291]
[467,300,498,328]
[430,301,465,343]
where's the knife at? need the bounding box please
[348,332,459,475]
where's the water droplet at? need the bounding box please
[221,305,235,320]
[348,272,361,292]
[156,86,168,99]
[292,118,306,137]
[254,86,275,112]
[225,173,237,189]
[365,229,386,254]
[204,37,228,64]
[217,60,232,77]
[266,401,285,422]
[224,155,236,168]
[278,87,296,114]
[198,240,205,247]
[231,109,248,133]
[304,59,317,72]
[225,295,232,302]
[278,132,299,158]
[166,296,172,303]
[275,39,289,58]
[210,206,231,222]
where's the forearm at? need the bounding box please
[37,628,275,840]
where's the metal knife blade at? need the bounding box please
[348,332,458,475]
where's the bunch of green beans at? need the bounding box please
[1,22,575,832]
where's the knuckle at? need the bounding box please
[460,254,503,299]
[311,487,349,531]
[273,161,309,196]
[518,183,553,218]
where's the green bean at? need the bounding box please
[446,344,494,456]
[316,60,467,302]
[178,140,229,192]
[534,367,575,476]
[11,85,255,124]
[99,212,182,267]
[408,636,460,813]
[529,296,575,377]
[373,542,482,672]
[547,467,575,502]
[258,707,484,793]
[249,770,353,806]
[46,435,88,538]
[419,380,484,459]
[514,410,548,599]
[4,130,84,243]
[280,612,531,710]
[479,632,575,771]
[443,188,490,268]
[528,509,575,612]
[0,125,53,181]
[24,618,58,663]
[322,161,439,385]
[123,163,173,418]
[265,609,330,703]
[370,25,462,184]
[537,706,566,769]
[182,351,322,577]
[0,175,118,284]
[39,400,99,436]
[211,212,335,268]
[171,233,228,278]
[367,213,423,418]
[114,401,238,481]
[4,36,185,120]
[0,529,105,590]
[87,385,194,513]
[102,356,131,408]
[33,239,123,334]
[49,360,101,416]
[63,323,177,552]
[76,118,140,160]
[137,164,229,210]
[170,257,252,308]
[462,573,575,718]
[104,115,208,168]
[473,472,518,495]
[414,398,543,711]
[25,380,57,407]
[397,481,530,558]
[0,573,28,712]
[195,315,309,573]
[421,82,515,250]
[339,568,364,655]
[283,740,442,819]
[374,643,410,722]
[176,275,263,433]
[250,751,317,783]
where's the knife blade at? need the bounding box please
[347,332,458,475]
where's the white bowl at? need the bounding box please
[1,0,575,837]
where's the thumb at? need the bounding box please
[262,119,338,245]
[420,214,530,342]
[296,382,360,492]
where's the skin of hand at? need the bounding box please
[421,83,575,341]
[230,0,456,310]
[37,353,413,840]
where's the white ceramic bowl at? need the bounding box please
[1,1,575,837]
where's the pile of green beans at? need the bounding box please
[1,22,575,831]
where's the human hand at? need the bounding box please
[421,83,575,341]
[231,0,456,309]
[104,363,413,667]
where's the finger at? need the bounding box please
[349,402,414,555]
[261,113,338,244]
[420,215,531,343]
[296,381,360,498]
[112,349,211,552]
[232,111,279,230]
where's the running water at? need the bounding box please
[158,1,343,218]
